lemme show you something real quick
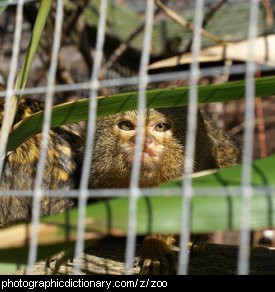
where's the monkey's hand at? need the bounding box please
[190,234,209,255]
[138,235,176,275]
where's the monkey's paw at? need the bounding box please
[138,237,176,275]
[190,234,209,256]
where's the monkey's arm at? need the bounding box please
[201,111,241,168]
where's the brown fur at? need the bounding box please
[0,98,81,225]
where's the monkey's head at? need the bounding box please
[90,107,197,188]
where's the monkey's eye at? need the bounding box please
[118,121,135,131]
[154,123,171,132]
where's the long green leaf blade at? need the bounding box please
[41,154,275,235]
[7,75,275,151]
[15,0,52,90]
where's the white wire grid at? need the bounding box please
[178,0,204,275]
[0,0,270,275]
[27,0,64,275]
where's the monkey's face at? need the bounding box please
[93,108,186,188]
[114,111,174,170]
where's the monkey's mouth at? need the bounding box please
[125,150,160,169]
[141,151,159,167]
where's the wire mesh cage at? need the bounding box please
[0,0,275,275]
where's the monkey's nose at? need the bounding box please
[144,135,156,144]
[143,143,157,157]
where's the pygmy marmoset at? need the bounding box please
[0,97,240,274]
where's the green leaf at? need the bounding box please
[15,0,52,91]
[40,154,275,235]
[7,75,275,152]
[0,0,52,153]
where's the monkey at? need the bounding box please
[0,97,240,274]
[91,107,240,274]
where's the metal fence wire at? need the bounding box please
[0,0,275,275]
